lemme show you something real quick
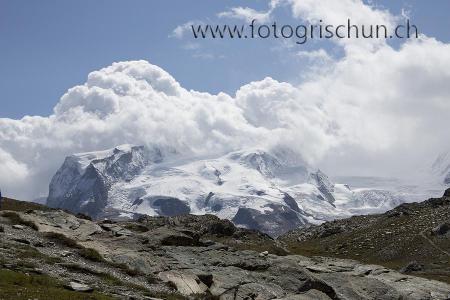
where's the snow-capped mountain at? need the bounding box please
[432,151,450,185]
[48,145,409,236]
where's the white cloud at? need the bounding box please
[297,49,333,62]
[217,0,281,23]
[218,7,272,23]
[0,148,29,187]
[170,21,203,39]
[287,0,399,53]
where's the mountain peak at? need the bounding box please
[47,145,415,236]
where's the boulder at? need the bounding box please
[66,282,93,292]
[259,251,269,257]
[159,270,208,296]
[152,227,199,246]
[432,222,450,236]
[100,223,133,236]
[400,261,423,273]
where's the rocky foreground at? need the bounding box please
[1,195,450,299]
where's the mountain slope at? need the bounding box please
[280,189,450,284]
[48,145,412,236]
[1,201,450,299]
[433,151,450,185]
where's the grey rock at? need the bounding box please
[432,222,450,236]
[66,281,93,292]
[100,223,132,236]
[12,224,25,230]
[400,261,423,274]
[61,250,73,257]
[232,282,285,300]
[147,227,198,246]
[201,239,215,246]
[159,270,207,296]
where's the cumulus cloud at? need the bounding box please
[0,149,28,186]
[217,0,280,23]
[1,0,449,200]
[218,7,272,23]
[287,0,399,53]
[170,21,204,39]
[297,49,333,63]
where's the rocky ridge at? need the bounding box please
[280,188,450,284]
[1,197,450,299]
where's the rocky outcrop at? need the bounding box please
[308,170,335,205]
[233,203,309,237]
[1,203,449,299]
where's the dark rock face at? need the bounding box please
[152,197,190,216]
[47,146,152,218]
[233,203,308,237]
[445,188,450,197]
[283,193,301,213]
[309,170,335,205]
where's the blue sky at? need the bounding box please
[1,0,450,119]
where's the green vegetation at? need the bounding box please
[44,232,81,248]
[0,269,112,300]
[44,232,105,263]
[79,247,105,262]
[124,223,149,232]
[0,197,52,212]
[2,211,38,230]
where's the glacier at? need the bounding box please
[47,144,421,236]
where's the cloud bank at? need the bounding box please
[1,0,450,200]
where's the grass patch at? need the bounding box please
[2,211,38,230]
[109,261,144,277]
[0,198,52,212]
[79,247,104,262]
[3,241,62,265]
[43,232,105,263]
[44,232,81,248]
[0,269,112,299]
[61,263,148,291]
[124,223,149,232]
[60,263,103,276]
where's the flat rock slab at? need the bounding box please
[159,270,208,296]
[19,210,102,241]
[66,281,93,292]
